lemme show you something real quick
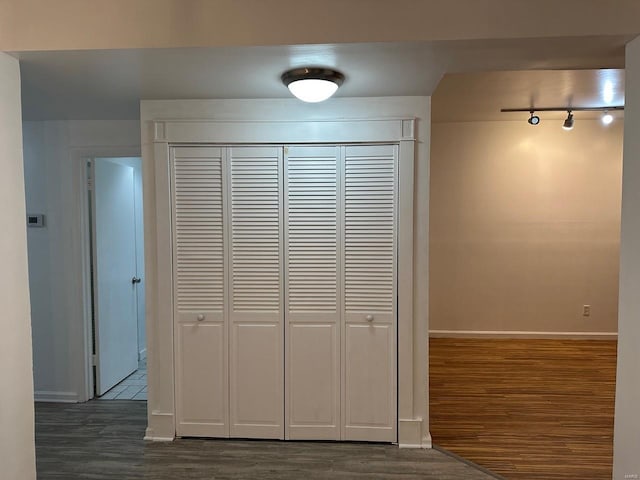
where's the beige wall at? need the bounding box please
[1,0,639,51]
[430,120,622,335]
[0,52,35,479]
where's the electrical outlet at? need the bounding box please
[583,305,591,317]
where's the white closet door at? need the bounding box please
[172,146,228,438]
[227,146,284,439]
[342,144,398,442]
[285,146,341,440]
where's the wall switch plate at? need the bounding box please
[26,214,45,227]
[583,305,591,317]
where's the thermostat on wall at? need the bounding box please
[27,214,45,228]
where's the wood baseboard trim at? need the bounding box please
[429,330,618,340]
[145,412,175,441]
[398,418,430,448]
[34,391,80,403]
[144,427,174,442]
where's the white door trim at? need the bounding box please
[72,146,141,402]
[142,97,430,447]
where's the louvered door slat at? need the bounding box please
[342,144,397,443]
[172,146,228,438]
[228,146,284,440]
[285,145,340,440]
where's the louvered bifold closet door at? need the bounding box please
[342,144,398,442]
[227,146,284,439]
[284,146,341,440]
[172,146,228,438]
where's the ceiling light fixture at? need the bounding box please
[527,111,540,125]
[281,67,345,103]
[602,111,614,125]
[562,111,575,131]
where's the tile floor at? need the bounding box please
[97,358,147,400]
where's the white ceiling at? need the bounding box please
[15,35,631,120]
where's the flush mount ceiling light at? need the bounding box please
[281,67,345,103]
[501,105,624,130]
[562,111,575,131]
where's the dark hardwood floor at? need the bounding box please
[429,338,618,480]
[35,401,499,480]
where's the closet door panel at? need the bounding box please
[344,323,394,441]
[342,144,397,442]
[288,324,339,437]
[285,146,340,440]
[228,146,284,439]
[176,323,227,437]
[172,146,228,438]
[230,323,283,438]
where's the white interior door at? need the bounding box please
[172,147,228,437]
[92,159,139,396]
[342,145,398,442]
[169,143,398,442]
[228,146,284,439]
[285,145,341,440]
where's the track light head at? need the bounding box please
[562,111,574,131]
[602,111,614,125]
[527,111,540,126]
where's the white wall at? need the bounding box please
[614,36,640,479]
[102,157,146,359]
[0,53,36,480]
[430,120,623,337]
[23,120,141,402]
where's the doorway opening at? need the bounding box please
[87,156,146,400]
[427,68,623,479]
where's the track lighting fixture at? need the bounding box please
[527,111,540,126]
[562,111,574,131]
[501,105,624,129]
[281,67,345,103]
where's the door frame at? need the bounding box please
[73,147,141,402]
[142,97,430,448]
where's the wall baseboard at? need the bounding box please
[34,390,80,403]
[144,427,174,442]
[429,330,618,340]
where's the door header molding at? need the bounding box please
[153,118,416,144]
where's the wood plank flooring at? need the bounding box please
[429,338,618,480]
[35,401,499,480]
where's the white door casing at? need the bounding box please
[92,159,139,396]
[143,104,427,448]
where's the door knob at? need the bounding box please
[131,277,141,284]
[365,314,374,322]
[197,314,205,322]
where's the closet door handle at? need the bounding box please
[365,314,374,322]
[131,276,141,284]
[197,314,205,322]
